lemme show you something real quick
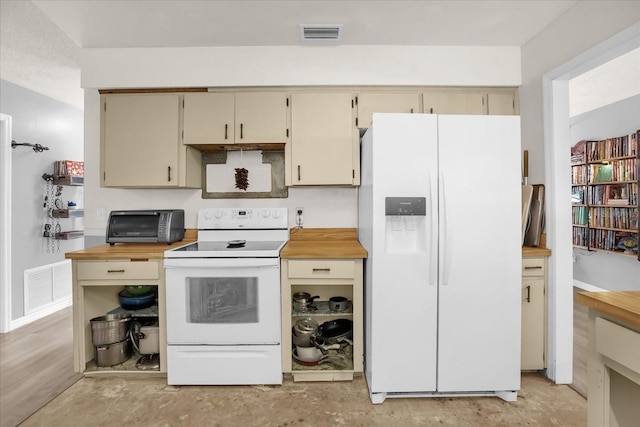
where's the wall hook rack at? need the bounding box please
[11,140,49,152]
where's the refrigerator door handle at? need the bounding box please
[441,171,452,285]
[428,172,437,285]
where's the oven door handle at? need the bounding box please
[163,258,280,268]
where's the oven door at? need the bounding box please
[164,257,281,345]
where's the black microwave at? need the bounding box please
[106,210,185,245]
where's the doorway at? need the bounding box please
[1,113,12,333]
[543,22,640,384]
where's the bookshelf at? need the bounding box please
[571,131,639,257]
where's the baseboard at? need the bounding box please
[8,297,72,332]
[573,280,605,292]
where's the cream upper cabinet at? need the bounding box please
[183,92,235,144]
[423,91,485,115]
[101,93,201,188]
[183,91,288,145]
[289,92,358,186]
[356,92,422,129]
[235,92,288,143]
[487,92,517,115]
[423,89,517,115]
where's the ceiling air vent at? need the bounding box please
[300,25,343,41]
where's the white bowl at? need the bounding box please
[295,345,322,361]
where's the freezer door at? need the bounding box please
[365,113,439,393]
[436,115,522,393]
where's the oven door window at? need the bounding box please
[187,277,258,324]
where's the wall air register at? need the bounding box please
[300,24,343,41]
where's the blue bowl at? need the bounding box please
[118,289,156,310]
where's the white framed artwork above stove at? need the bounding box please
[164,207,288,385]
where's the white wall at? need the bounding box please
[521,1,640,384]
[81,46,521,89]
[80,45,521,237]
[0,80,84,320]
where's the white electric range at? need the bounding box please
[164,207,288,385]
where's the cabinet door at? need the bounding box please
[356,92,421,129]
[103,94,181,187]
[423,91,484,115]
[487,92,516,115]
[290,93,356,185]
[183,92,235,144]
[521,277,545,370]
[235,92,288,143]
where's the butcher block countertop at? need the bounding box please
[522,246,551,257]
[280,228,368,259]
[64,229,197,260]
[577,291,640,328]
[522,234,551,256]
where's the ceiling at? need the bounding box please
[1,0,579,109]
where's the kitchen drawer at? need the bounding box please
[595,317,640,375]
[522,257,545,277]
[77,260,160,281]
[288,260,355,279]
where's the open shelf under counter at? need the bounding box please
[84,350,163,377]
[281,230,366,382]
[292,300,353,317]
[108,304,159,318]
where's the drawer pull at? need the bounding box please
[312,268,330,273]
[525,285,531,303]
[107,269,125,273]
[524,266,542,270]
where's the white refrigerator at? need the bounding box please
[358,113,522,404]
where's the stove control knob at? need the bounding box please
[203,211,212,220]
[272,210,281,219]
[262,209,270,218]
[214,210,223,219]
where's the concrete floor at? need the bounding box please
[20,373,586,426]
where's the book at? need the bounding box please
[591,164,613,183]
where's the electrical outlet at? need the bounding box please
[97,207,107,222]
[296,207,304,227]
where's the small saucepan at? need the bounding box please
[329,296,349,312]
[292,292,319,312]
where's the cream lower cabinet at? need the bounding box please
[101,93,201,188]
[521,256,547,370]
[72,259,167,376]
[289,92,359,186]
[281,259,364,381]
[586,313,640,427]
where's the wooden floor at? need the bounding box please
[0,306,81,427]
